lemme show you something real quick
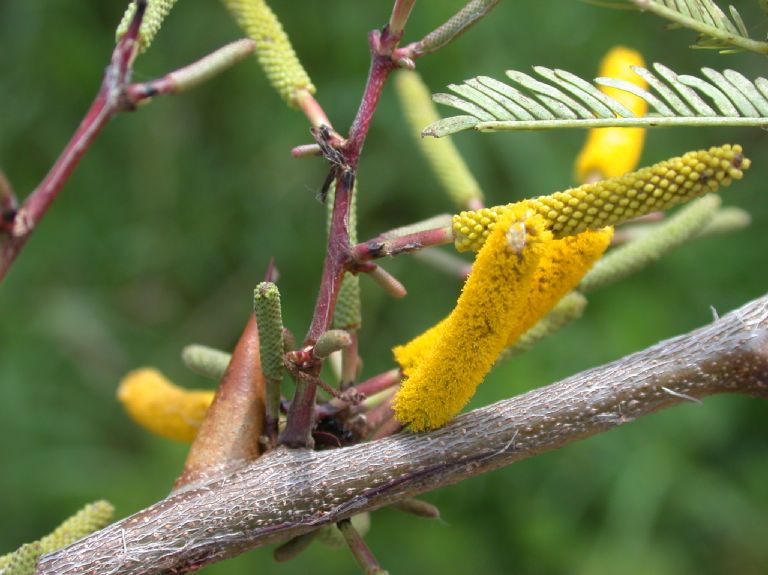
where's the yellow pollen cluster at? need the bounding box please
[393,204,548,431]
[222,0,316,108]
[393,203,613,431]
[575,46,648,181]
[453,144,749,252]
[118,368,214,442]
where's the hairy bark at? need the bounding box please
[36,294,768,575]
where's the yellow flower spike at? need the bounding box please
[575,46,648,182]
[453,144,749,252]
[222,0,316,108]
[393,204,550,431]
[507,227,613,348]
[393,318,448,379]
[117,368,214,442]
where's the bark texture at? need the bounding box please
[35,294,768,575]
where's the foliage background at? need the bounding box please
[1,1,767,574]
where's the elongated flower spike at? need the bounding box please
[503,291,588,357]
[580,194,721,293]
[393,204,550,431]
[453,144,749,252]
[117,368,214,442]
[575,46,648,182]
[393,225,612,431]
[396,70,484,209]
[117,0,179,53]
[222,0,316,108]
[253,282,285,442]
[0,501,114,574]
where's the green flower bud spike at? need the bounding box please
[0,543,40,575]
[0,501,114,575]
[396,70,484,209]
[313,330,353,360]
[579,194,722,293]
[117,0,179,53]
[502,291,588,358]
[453,144,750,252]
[253,281,285,442]
[221,0,316,108]
[181,344,231,380]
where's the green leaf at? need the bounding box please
[423,64,768,136]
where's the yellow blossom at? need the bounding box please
[393,219,611,431]
[575,46,648,181]
[509,227,613,347]
[393,318,448,379]
[118,368,214,442]
[453,144,749,252]
[393,204,550,431]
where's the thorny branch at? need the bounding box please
[35,294,768,575]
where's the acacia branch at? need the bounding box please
[35,293,768,575]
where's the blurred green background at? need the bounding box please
[1,1,767,574]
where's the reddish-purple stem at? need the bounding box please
[304,173,353,344]
[0,2,146,282]
[352,225,454,261]
[289,13,413,447]
[354,368,402,397]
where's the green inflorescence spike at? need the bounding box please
[395,70,484,209]
[453,144,749,252]
[579,194,721,293]
[181,344,231,380]
[501,291,588,358]
[253,282,285,382]
[0,501,114,574]
[116,0,180,53]
[221,0,316,108]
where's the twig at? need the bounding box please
[353,224,454,261]
[126,39,256,101]
[36,293,768,575]
[0,1,146,282]
[0,5,258,283]
[337,518,388,575]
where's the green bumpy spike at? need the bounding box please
[415,0,500,56]
[395,70,484,209]
[221,0,316,108]
[326,181,362,331]
[116,0,180,53]
[0,543,41,575]
[579,194,721,293]
[181,344,231,380]
[0,501,114,574]
[453,144,749,252]
[253,282,285,382]
[502,291,588,358]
